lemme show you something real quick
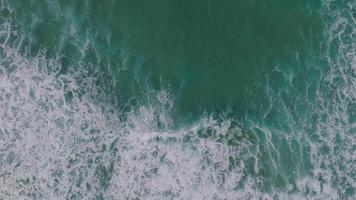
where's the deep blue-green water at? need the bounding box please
[0,0,355,199]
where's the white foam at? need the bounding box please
[0,40,267,199]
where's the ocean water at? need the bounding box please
[0,0,355,199]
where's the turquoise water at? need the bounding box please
[0,0,355,199]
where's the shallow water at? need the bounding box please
[0,0,355,199]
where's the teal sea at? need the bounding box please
[0,0,355,199]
